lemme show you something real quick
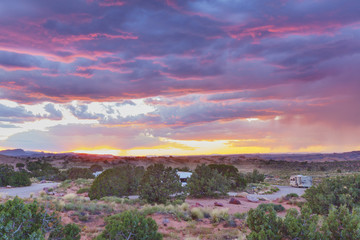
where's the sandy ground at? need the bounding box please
[0,182,59,198]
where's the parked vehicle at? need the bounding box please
[290,175,312,188]
[177,171,192,186]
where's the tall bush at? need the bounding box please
[95,210,162,240]
[89,164,103,172]
[89,165,144,200]
[304,174,360,214]
[0,197,62,239]
[246,203,360,240]
[139,164,182,204]
[0,164,31,187]
[67,167,94,180]
[187,164,230,198]
[209,164,247,190]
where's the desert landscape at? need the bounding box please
[1,0,360,239]
[1,150,360,239]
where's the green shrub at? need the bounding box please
[209,164,247,190]
[49,223,81,240]
[190,207,204,220]
[9,171,31,187]
[246,203,360,240]
[285,193,299,199]
[210,208,230,223]
[90,164,103,172]
[321,205,360,240]
[233,212,247,220]
[282,207,321,240]
[77,187,90,194]
[89,165,144,200]
[139,164,182,204]
[247,206,282,240]
[246,169,265,183]
[26,160,60,180]
[258,203,285,212]
[303,174,360,214]
[67,168,94,180]
[16,163,25,168]
[0,197,62,239]
[0,164,31,187]
[187,164,230,198]
[95,210,162,240]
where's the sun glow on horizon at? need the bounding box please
[72,147,123,156]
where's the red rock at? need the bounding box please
[195,202,204,207]
[214,202,224,207]
[229,198,241,205]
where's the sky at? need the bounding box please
[0,0,359,156]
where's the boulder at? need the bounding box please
[6,185,11,188]
[236,192,248,198]
[195,202,204,207]
[246,195,259,203]
[214,202,224,207]
[229,198,241,205]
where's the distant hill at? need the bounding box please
[0,149,29,157]
[0,149,48,157]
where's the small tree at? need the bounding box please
[0,164,15,186]
[246,169,265,183]
[50,223,81,240]
[187,164,230,198]
[67,168,94,180]
[9,171,31,187]
[282,207,321,240]
[26,160,60,180]
[16,163,25,169]
[139,164,182,204]
[0,164,31,187]
[89,165,144,200]
[89,164,103,173]
[321,205,360,240]
[0,197,63,239]
[303,174,360,214]
[96,210,162,240]
[247,206,283,240]
[209,164,247,190]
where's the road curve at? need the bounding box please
[229,185,307,200]
[0,182,59,198]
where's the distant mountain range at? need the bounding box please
[1,148,360,162]
[0,149,38,157]
[0,149,73,157]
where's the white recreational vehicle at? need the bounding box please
[177,171,192,186]
[290,175,312,188]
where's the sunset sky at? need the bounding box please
[0,0,359,155]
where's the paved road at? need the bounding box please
[229,185,307,200]
[0,182,59,198]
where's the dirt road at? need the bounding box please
[0,182,59,198]
[229,185,306,200]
